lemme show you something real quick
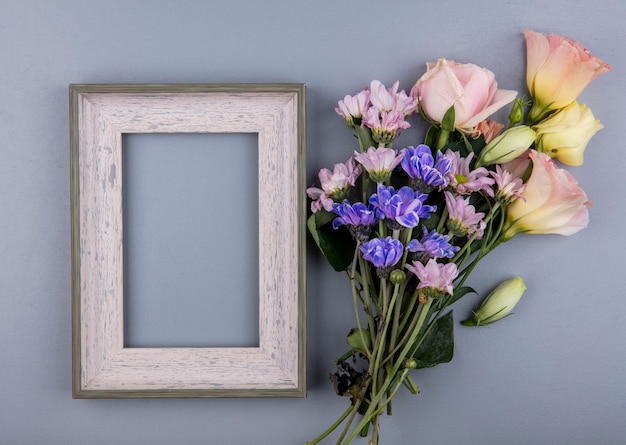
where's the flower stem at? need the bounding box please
[339,299,433,445]
[372,369,409,418]
[350,244,372,359]
[371,282,400,395]
[358,254,377,336]
[335,401,363,445]
[306,405,354,445]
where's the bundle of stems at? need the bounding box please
[307,127,506,445]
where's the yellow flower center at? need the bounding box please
[454,174,468,184]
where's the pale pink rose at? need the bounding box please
[502,150,590,239]
[413,58,517,134]
[524,30,611,123]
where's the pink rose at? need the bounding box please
[524,30,611,123]
[413,58,517,134]
[501,150,590,239]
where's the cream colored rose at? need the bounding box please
[502,150,590,239]
[524,30,611,123]
[533,101,603,166]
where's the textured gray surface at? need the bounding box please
[1,0,625,443]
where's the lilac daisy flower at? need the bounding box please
[406,259,459,297]
[369,80,398,112]
[359,81,418,145]
[362,109,411,146]
[354,146,403,183]
[407,226,460,262]
[444,149,495,195]
[306,158,362,213]
[400,144,452,193]
[368,80,418,115]
[335,90,371,129]
[489,165,526,205]
[369,185,435,229]
[444,191,486,239]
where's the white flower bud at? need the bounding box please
[462,277,526,326]
[478,126,536,166]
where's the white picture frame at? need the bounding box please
[70,84,306,398]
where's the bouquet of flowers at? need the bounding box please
[306,30,611,445]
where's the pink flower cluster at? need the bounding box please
[336,80,418,145]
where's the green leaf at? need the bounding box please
[441,105,456,133]
[307,211,333,248]
[445,132,485,157]
[467,133,486,156]
[307,211,356,272]
[347,328,372,354]
[449,286,476,305]
[411,310,454,369]
[424,125,439,149]
[355,126,376,152]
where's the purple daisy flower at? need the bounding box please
[407,226,460,261]
[369,185,435,229]
[331,201,381,229]
[400,144,452,192]
[331,201,382,242]
[360,237,404,277]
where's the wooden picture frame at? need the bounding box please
[70,84,306,398]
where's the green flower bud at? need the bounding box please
[477,126,536,166]
[462,277,526,326]
[508,97,526,127]
[346,328,372,354]
[389,269,406,285]
[403,358,418,369]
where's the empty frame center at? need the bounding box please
[122,132,260,348]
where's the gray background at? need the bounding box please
[1,0,625,444]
